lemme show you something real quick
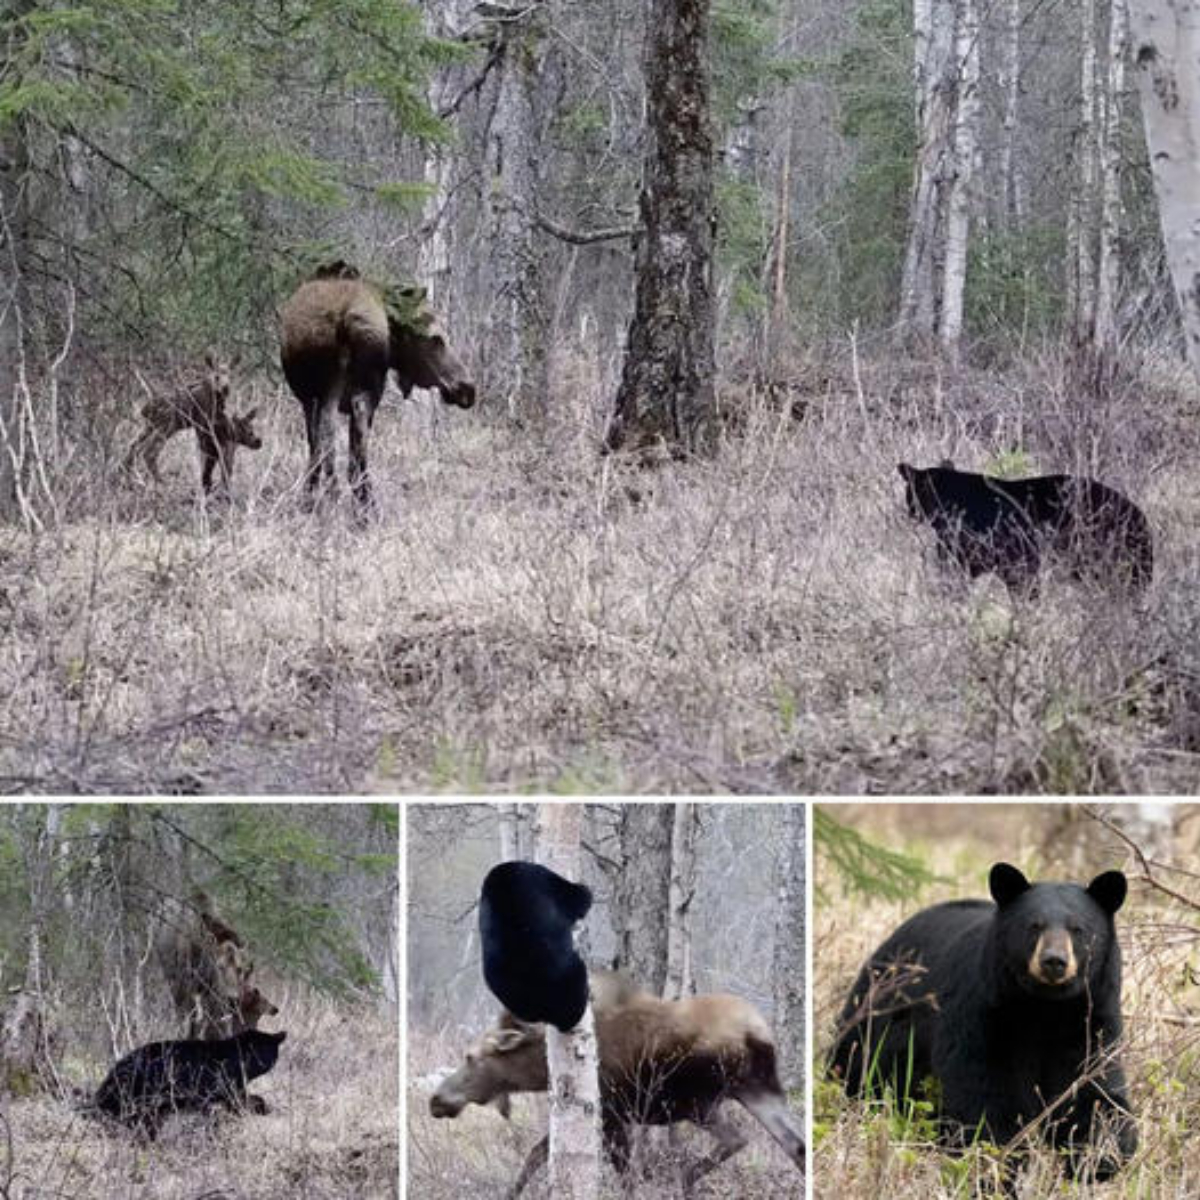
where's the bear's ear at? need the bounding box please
[272,1030,288,1045]
[938,458,955,468]
[989,862,1031,906]
[897,463,915,480]
[1087,870,1127,914]
[550,874,592,923]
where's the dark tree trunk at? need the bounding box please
[607,0,716,455]
[611,804,673,994]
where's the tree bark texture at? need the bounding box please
[607,0,717,455]
[1069,0,1101,342]
[663,803,697,1001]
[1128,0,1200,381]
[536,804,601,1200]
[898,0,956,339]
[1095,0,1130,354]
[771,806,806,1094]
[938,0,981,353]
[483,5,548,424]
[611,803,673,995]
[998,0,1025,225]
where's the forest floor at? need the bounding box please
[813,804,1200,1199]
[406,1026,804,1199]
[0,996,398,1200]
[3,346,1199,793]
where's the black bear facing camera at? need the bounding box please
[94,1028,287,1140]
[829,862,1136,1184]
[480,860,592,1032]
[897,461,1153,596]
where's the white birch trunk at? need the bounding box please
[938,0,981,353]
[1095,0,1131,353]
[899,0,956,338]
[1070,0,1101,341]
[1128,0,1200,381]
[535,804,600,1200]
[663,803,697,1002]
[999,0,1025,225]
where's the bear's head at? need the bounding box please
[989,862,1126,998]
[235,1028,288,1079]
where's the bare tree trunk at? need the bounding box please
[938,0,981,355]
[535,804,600,1200]
[382,877,399,1005]
[611,805,672,995]
[1127,0,1200,382]
[898,0,956,340]
[998,0,1025,225]
[498,802,534,860]
[482,4,548,425]
[1,806,57,1095]
[771,806,806,1094]
[663,803,697,1001]
[607,0,717,455]
[1095,0,1130,356]
[0,90,29,522]
[1069,0,1101,343]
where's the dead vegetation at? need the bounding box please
[0,993,398,1200]
[813,804,1200,1199]
[2,346,1199,792]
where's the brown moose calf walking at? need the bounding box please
[123,353,261,493]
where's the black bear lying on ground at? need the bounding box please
[480,860,592,1032]
[94,1028,286,1139]
[829,862,1136,1185]
[897,461,1153,595]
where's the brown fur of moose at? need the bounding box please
[431,985,805,1196]
[279,263,475,512]
[154,894,277,1040]
[122,353,261,494]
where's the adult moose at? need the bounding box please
[431,985,806,1197]
[279,261,475,513]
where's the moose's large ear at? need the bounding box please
[244,407,259,421]
[1087,870,1127,915]
[491,1093,513,1119]
[490,1027,530,1055]
[989,862,1031,907]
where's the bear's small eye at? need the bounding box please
[1030,920,1046,934]
[1068,922,1083,935]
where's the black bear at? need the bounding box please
[480,860,592,1032]
[94,1028,286,1139]
[829,863,1136,1182]
[897,461,1153,595]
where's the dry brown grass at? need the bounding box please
[3,347,1199,792]
[405,1026,802,1199]
[0,993,398,1200]
[814,803,1200,1199]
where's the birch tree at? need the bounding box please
[1128,0,1200,382]
[938,0,981,353]
[1095,0,1131,354]
[536,803,600,1200]
[898,0,956,339]
[607,0,717,455]
[664,803,697,1001]
[998,0,1025,226]
[771,805,806,1094]
[1068,0,1101,343]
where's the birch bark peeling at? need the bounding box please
[536,804,601,1200]
[1128,0,1200,381]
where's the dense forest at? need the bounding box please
[2,1,1199,792]
[0,802,399,1199]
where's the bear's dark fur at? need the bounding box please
[94,1028,286,1139]
[480,860,592,1032]
[829,863,1136,1182]
[897,462,1153,594]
